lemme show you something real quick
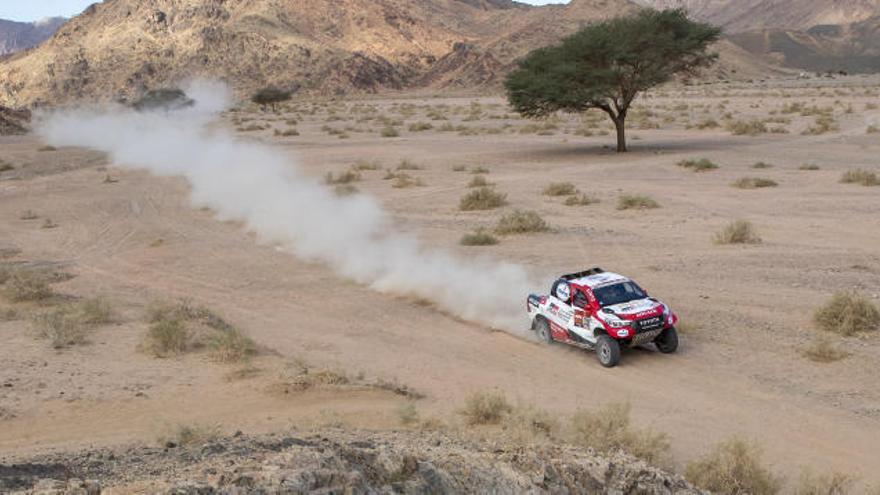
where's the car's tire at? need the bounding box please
[596,334,621,368]
[655,326,679,354]
[534,318,553,344]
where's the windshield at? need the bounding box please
[593,282,647,307]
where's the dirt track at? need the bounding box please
[2,78,880,489]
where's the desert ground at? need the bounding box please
[2,75,880,491]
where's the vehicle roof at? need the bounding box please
[569,271,630,289]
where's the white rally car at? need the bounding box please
[527,268,679,367]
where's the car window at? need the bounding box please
[593,282,647,307]
[572,290,588,308]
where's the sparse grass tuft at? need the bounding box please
[408,122,433,132]
[208,328,257,363]
[31,309,88,349]
[391,174,424,189]
[814,291,880,336]
[793,469,854,495]
[564,193,598,206]
[468,175,492,188]
[145,318,188,357]
[77,297,113,325]
[451,165,467,172]
[460,229,499,246]
[840,169,879,186]
[3,270,53,302]
[459,188,508,211]
[752,161,773,169]
[396,159,423,171]
[324,170,361,185]
[461,391,513,425]
[727,119,768,136]
[398,402,420,426]
[685,437,781,495]
[713,220,761,245]
[732,177,778,189]
[380,126,400,138]
[799,164,820,171]
[677,158,719,172]
[569,402,670,465]
[503,403,559,444]
[163,424,220,447]
[495,210,549,235]
[353,159,381,171]
[543,182,577,196]
[470,166,490,174]
[802,338,850,363]
[20,210,39,220]
[617,194,659,210]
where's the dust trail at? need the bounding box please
[38,83,534,333]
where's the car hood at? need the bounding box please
[601,298,664,320]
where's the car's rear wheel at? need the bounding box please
[596,334,621,368]
[655,326,679,354]
[534,318,553,344]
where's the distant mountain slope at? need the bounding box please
[0,0,782,106]
[632,0,880,33]
[0,17,66,55]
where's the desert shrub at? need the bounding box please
[20,210,39,220]
[237,123,267,132]
[799,164,820,171]
[543,182,577,196]
[752,161,773,169]
[678,158,719,172]
[471,166,490,174]
[686,438,781,495]
[461,391,513,425]
[451,165,467,172]
[251,87,291,112]
[77,297,112,325]
[133,88,194,112]
[396,159,423,171]
[398,402,420,426]
[802,338,849,363]
[814,291,880,336]
[38,145,55,152]
[802,115,838,135]
[793,470,854,495]
[460,229,499,246]
[353,159,381,171]
[3,270,53,302]
[163,424,220,447]
[503,404,558,444]
[732,177,778,189]
[0,160,14,172]
[459,188,508,211]
[867,125,879,134]
[617,194,659,210]
[569,402,670,465]
[146,318,188,357]
[209,329,257,363]
[840,169,879,186]
[392,175,424,188]
[727,119,767,136]
[713,220,761,245]
[468,175,492,188]
[274,128,299,137]
[325,170,361,185]
[495,210,549,234]
[31,309,88,349]
[564,193,598,206]
[42,218,58,229]
[380,126,400,138]
[408,122,433,132]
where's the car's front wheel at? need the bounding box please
[534,318,553,344]
[655,326,679,354]
[596,334,621,368]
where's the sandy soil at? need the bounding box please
[1,75,879,490]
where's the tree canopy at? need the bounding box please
[505,8,721,152]
[251,86,292,111]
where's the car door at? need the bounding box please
[546,280,574,340]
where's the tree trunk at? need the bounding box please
[614,116,627,153]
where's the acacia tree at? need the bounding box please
[251,86,292,112]
[505,9,721,152]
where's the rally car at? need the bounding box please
[527,268,678,367]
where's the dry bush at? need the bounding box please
[77,297,112,325]
[392,174,424,189]
[147,300,235,332]
[694,118,720,129]
[0,162,14,172]
[408,122,433,132]
[162,424,220,447]
[752,161,773,169]
[20,210,39,220]
[273,366,350,394]
[398,402,420,426]
[468,175,492,188]
[569,402,670,465]
[353,159,381,171]
[732,177,778,189]
[502,404,558,444]
[460,229,499,246]
[678,158,719,172]
[814,291,880,336]
[564,193,598,206]
[802,338,850,363]
[471,166,490,174]
[461,391,513,425]
[380,126,400,138]
[396,159,423,171]
[334,184,359,196]
[325,170,361,185]
[274,128,299,137]
[543,182,577,196]
[495,210,549,235]
[803,115,839,135]
[799,164,820,171]
[31,309,88,349]
[237,123,267,132]
[685,438,782,495]
[42,218,58,229]
[840,169,879,186]
[727,119,768,136]
[713,220,761,245]
[3,270,53,302]
[451,165,467,172]
[209,328,257,363]
[38,145,57,152]
[459,187,508,211]
[617,194,659,210]
[145,318,188,357]
[793,470,854,495]
[866,125,879,134]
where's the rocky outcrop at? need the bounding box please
[1,430,704,494]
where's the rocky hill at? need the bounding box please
[1,429,704,494]
[0,0,786,107]
[0,17,66,56]
[632,0,880,33]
